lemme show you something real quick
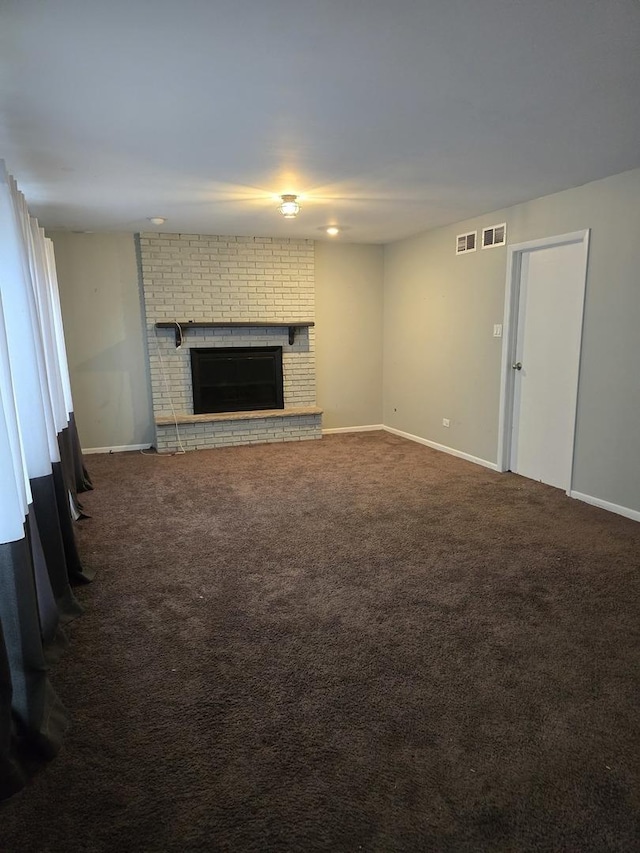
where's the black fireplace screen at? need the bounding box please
[190,347,284,414]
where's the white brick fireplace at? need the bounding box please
[139,233,322,452]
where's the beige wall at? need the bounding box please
[383,223,505,462]
[50,232,154,451]
[384,168,640,513]
[315,243,384,429]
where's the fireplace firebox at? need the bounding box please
[190,347,284,414]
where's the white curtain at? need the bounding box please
[29,218,69,436]
[0,293,31,544]
[45,238,75,418]
[0,163,59,480]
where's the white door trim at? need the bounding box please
[496,230,591,494]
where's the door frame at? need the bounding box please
[496,229,590,494]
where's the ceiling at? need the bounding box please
[2,0,640,243]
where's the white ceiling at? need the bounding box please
[2,0,640,243]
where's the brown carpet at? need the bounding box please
[2,431,639,852]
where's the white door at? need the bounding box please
[508,236,588,491]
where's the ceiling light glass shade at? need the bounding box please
[278,194,300,218]
[326,226,340,236]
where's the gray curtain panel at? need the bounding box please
[69,413,93,493]
[58,415,93,501]
[0,484,92,801]
[0,530,71,761]
[51,462,94,585]
[30,473,84,623]
[0,614,25,800]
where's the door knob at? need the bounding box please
[512,362,522,370]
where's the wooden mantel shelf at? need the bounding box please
[155,320,314,347]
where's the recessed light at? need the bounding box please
[148,217,166,225]
[326,226,340,236]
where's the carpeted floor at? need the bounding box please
[2,431,639,852]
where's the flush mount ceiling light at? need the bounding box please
[148,217,166,225]
[326,226,340,236]
[278,194,300,218]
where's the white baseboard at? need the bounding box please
[383,426,499,471]
[322,424,384,435]
[83,444,153,455]
[569,491,640,523]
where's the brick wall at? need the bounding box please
[139,233,321,450]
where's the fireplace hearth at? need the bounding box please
[190,346,284,414]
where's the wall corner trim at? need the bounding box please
[383,426,499,471]
[569,491,640,523]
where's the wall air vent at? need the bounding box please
[482,222,507,249]
[456,231,477,255]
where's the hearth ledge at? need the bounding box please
[155,406,323,426]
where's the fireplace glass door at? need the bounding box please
[190,347,284,414]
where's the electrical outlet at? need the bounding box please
[442,418,450,428]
